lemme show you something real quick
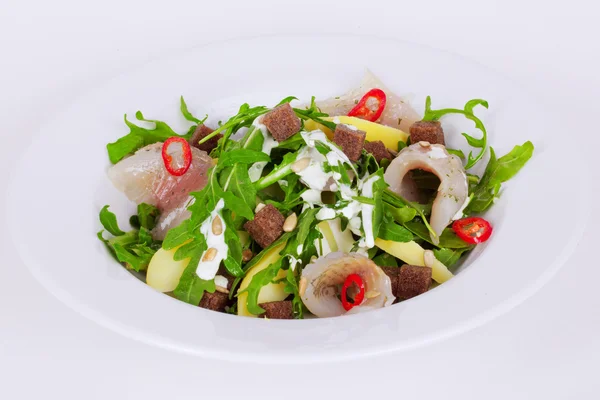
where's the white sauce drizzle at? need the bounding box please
[248,118,278,182]
[196,199,228,280]
[428,146,449,159]
[214,274,228,289]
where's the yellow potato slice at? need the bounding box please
[237,242,288,317]
[146,247,191,293]
[304,116,408,151]
[374,238,453,283]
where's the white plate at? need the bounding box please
[6,35,589,363]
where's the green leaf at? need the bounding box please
[433,248,468,268]
[276,96,298,106]
[404,221,473,249]
[180,96,206,124]
[218,149,271,168]
[385,204,417,224]
[174,263,216,306]
[226,166,257,216]
[447,148,466,159]
[106,113,186,164]
[112,243,153,272]
[378,221,413,242]
[422,96,489,169]
[371,170,388,239]
[372,252,398,267]
[467,141,534,213]
[297,208,318,244]
[283,267,304,319]
[99,205,125,236]
[137,203,160,230]
[243,257,285,315]
[293,96,337,131]
[255,150,298,190]
[222,192,254,221]
[162,220,193,250]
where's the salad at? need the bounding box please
[98,71,534,319]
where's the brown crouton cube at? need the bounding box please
[333,124,366,162]
[262,103,301,142]
[398,264,432,300]
[188,124,222,153]
[243,204,284,248]
[199,291,229,312]
[409,121,445,145]
[259,301,294,319]
[364,140,392,163]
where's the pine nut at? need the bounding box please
[255,203,266,213]
[291,157,310,173]
[211,215,223,235]
[242,249,253,262]
[418,141,431,147]
[283,212,298,232]
[423,250,436,269]
[202,247,217,262]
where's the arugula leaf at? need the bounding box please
[137,203,159,230]
[162,220,193,250]
[243,257,285,315]
[433,247,468,268]
[293,96,337,131]
[378,221,413,242]
[98,205,163,272]
[255,150,299,190]
[222,191,254,221]
[385,204,417,224]
[99,205,125,236]
[180,96,206,124]
[447,148,466,159]
[218,149,270,168]
[422,96,489,169]
[174,261,215,305]
[297,208,319,244]
[283,267,304,319]
[226,166,257,216]
[467,141,534,213]
[371,170,388,239]
[404,221,473,249]
[372,252,398,267]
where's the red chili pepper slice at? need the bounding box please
[347,88,387,122]
[452,217,493,244]
[341,273,366,311]
[162,137,192,176]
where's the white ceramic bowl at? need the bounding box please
[6,35,589,363]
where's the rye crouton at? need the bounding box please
[409,121,445,145]
[398,264,432,300]
[333,124,366,162]
[199,291,229,312]
[243,204,285,248]
[364,140,392,163]
[259,301,294,319]
[188,124,222,153]
[262,103,301,142]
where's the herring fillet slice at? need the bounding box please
[316,69,420,133]
[107,143,212,240]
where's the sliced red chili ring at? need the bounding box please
[347,88,387,122]
[162,137,192,176]
[452,217,493,244]
[341,273,366,311]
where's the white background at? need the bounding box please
[1,1,599,399]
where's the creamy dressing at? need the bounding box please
[196,199,228,280]
[428,145,449,159]
[359,174,380,248]
[344,123,358,131]
[248,118,279,182]
[316,207,336,220]
[214,274,228,289]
